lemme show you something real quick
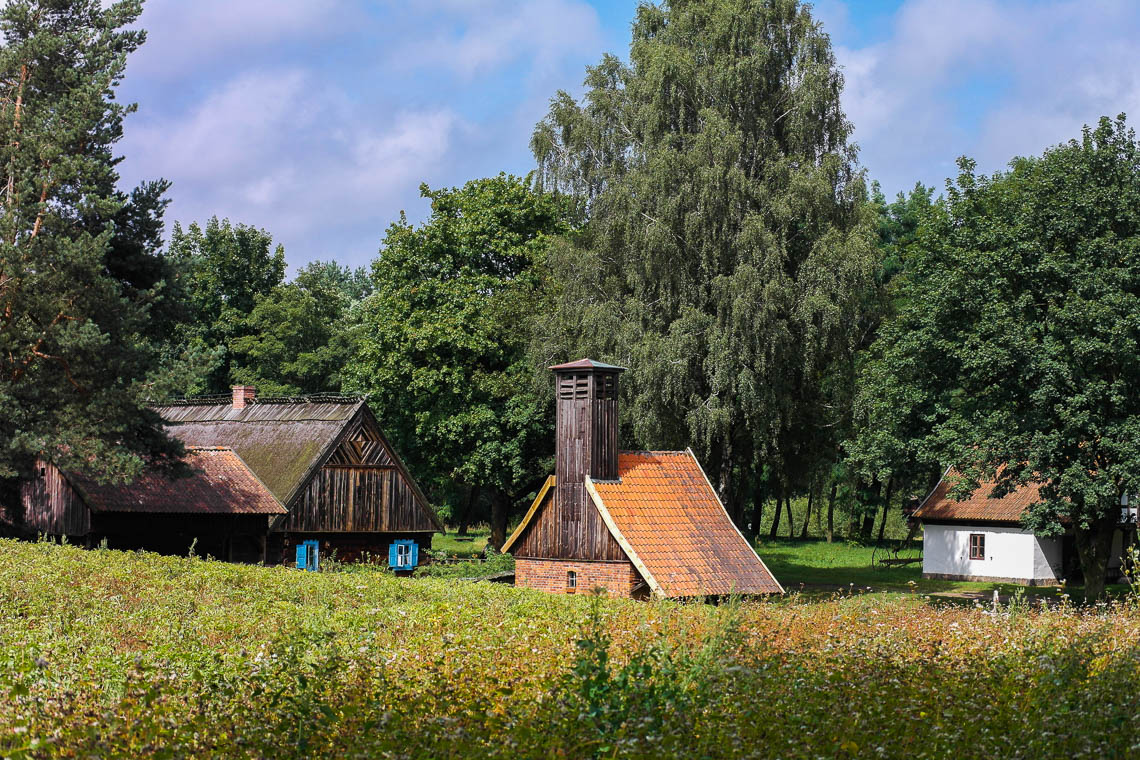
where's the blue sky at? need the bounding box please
[115,0,1140,272]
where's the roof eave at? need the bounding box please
[686,447,784,595]
[584,476,665,597]
[501,475,555,553]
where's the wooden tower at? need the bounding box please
[551,358,625,521]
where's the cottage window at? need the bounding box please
[969,533,985,561]
[389,539,418,570]
[566,570,577,591]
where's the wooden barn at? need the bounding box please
[502,359,782,599]
[152,387,442,568]
[12,447,285,561]
[7,387,441,570]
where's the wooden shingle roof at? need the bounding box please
[587,450,783,597]
[913,470,1042,524]
[66,447,285,515]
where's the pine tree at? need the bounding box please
[0,0,182,481]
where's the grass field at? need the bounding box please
[431,529,489,558]
[4,538,1140,758]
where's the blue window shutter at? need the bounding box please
[410,541,419,568]
[295,544,307,570]
[389,542,398,568]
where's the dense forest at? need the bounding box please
[2,0,1140,597]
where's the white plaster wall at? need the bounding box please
[923,524,1060,582]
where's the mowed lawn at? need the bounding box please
[4,538,1140,758]
[755,537,1126,601]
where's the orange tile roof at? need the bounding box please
[588,451,782,597]
[913,470,1042,523]
[66,447,286,515]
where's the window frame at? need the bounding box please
[969,533,985,561]
[566,570,577,591]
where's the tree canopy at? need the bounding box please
[0,0,184,481]
[166,217,286,395]
[530,0,877,521]
[343,175,573,546]
[854,115,1140,599]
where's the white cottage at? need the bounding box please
[915,471,1130,586]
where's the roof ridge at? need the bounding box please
[154,393,366,408]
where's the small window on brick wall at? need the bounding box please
[969,533,985,560]
[566,570,577,592]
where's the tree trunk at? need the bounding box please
[814,485,823,535]
[826,481,837,543]
[859,478,879,541]
[489,489,509,550]
[769,493,783,538]
[799,489,814,539]
[750,481,765,537]
[718,434,734,515]
[876,478,894,544]
[1074,508,1121,602]
[457,485,478,536]
[786,495,795,538]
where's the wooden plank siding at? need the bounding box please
[283,411,434,533]
[18,461,90,536]
[511,481,627,562]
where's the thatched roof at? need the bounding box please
[153,397,367,505]
[65,447,284,515]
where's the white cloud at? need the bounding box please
[113,0,608,268]
[387,0,603,79]
[119,67,459,257]
[833,0,1140,194]
[129,0,355,80]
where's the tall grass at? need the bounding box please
[3,539,1140,758]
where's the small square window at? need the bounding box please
[969,533,985,561]
[566,570,577,591]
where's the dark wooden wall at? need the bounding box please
[554,371,619,486]
[18,461,89,536]
[511,484,627,561]
[285,412,434,533]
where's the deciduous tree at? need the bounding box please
[855,116,1140,600]
[344,175,572,546]
[530,0,877,520]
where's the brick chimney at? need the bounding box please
[549,359,625,523]
[231,385,256,410]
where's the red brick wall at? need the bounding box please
[515,558,642,598]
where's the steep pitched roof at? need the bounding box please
[66,447,285,515]
[153,396,442,530]
[588,450,782,597]
[152,397,366,505]
[913,469,1043,523]
[548,358,627,371]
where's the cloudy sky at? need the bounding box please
[114,0,1140,272]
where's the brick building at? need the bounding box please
[502,359,782,599]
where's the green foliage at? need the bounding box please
[531,0,878,520]
[412,549,514,580]
[4,539,1140,758]
[343,174,573,544]
[854,115,1140,600]
[166,217,286,395]
[0,0,186,481]
[228,263,368,396]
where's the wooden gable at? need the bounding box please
[285,406,442,533]
[503,476,627,562]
